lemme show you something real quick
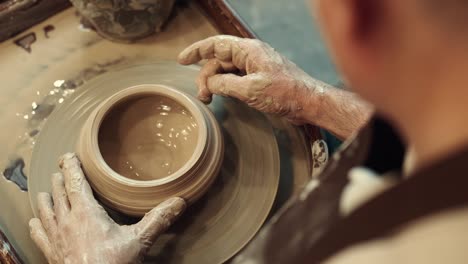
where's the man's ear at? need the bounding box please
[317,0,390,93]
[351,0,385,41]
[347,0,389,70]
[341,0,389,65]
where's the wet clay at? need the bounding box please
[28,63,307,264]
[98,95,199,180]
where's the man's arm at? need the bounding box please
[297,80,373,140]
[178,35,372,140]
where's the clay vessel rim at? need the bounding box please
[90,84,208,186]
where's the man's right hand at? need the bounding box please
[29,153,186,264]
[178,35,328,125]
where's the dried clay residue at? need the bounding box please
[3,57,126,191]
[14,32,36,53]
[43,25,55,38]
[3,158,27,191]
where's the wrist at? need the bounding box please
[298,80,373,139]
[294,78,328,125]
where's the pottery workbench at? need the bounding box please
[0,1,323,263]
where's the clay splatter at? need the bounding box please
[43,25,55,38]
[3,158,27,191]
[24,57,125,132]
[14,32,36,53]
[29,129,39,137]
[27,103,55,129]
[2,57,126,191]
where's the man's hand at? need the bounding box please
[178,35,327,125]
[179,35,372,139]
[29,153,186,264]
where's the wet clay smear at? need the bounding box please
[99,95,199,180]
[3,158,27,191]
[2,57,125,191]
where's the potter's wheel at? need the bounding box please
[29,62,284,263]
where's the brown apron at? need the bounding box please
[234,117,468,264]
[302,139,468,263]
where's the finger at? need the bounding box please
[51,172,70,221]
[206,73,272,102]
[178,35,242,65]
[197,59,236,103]
[133,197,186,247]
[58,153,96,207]
[37,193,57,240]
[29,218,55,262]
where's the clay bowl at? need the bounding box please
[76,84,223,216]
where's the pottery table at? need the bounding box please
[0,2,323,263]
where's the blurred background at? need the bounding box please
[229,0,339,85]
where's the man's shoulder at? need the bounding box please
[325,206,468,264]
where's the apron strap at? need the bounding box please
[301,147,468,263]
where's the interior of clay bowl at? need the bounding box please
[90,85,208,185]
[98,93,200,181]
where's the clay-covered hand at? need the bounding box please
[178,35,327,124]
[29,153,186,264]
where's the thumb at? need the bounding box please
[133,197,186,246]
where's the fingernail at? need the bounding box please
[37,192,49,200]
[160,197,186,217]
[58,152,77,168]
[28,218,38,233]
[52,172,63,181]
[177,52,188,64]
[198,96,212,104]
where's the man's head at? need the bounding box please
[310,0,468,129]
